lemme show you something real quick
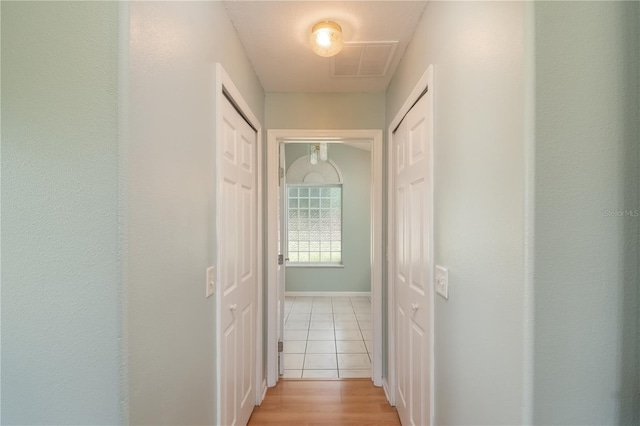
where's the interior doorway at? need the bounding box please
[280,141,372,379]
[266,130,383,387]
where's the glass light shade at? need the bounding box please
[310,21,343,58]
[319,143,328,161]
[309,151,318,165]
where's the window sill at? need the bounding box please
[286,263,344,269]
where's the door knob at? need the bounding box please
[230,304,237,311]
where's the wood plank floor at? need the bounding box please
[247,379,401,426]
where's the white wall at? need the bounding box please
[1,2,123,424]
[266,92,385,130]
[125,2,264,424]
[532,2,640,424]
[386,2,527,424]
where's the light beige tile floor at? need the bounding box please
[282,296,372,379]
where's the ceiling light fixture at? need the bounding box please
[309,143,328,165]
[310,21,343,58]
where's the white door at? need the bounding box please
[277,142,286,376]
[393,90,432,426]
[217,96,257,426]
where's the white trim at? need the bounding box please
[213,64,264,422]
[383,379,391,404]
[260,379,267,406]
[286,263,344,269]
[267,129,384,388]
[266,131,279,387]
[387,65,435,423]
[285,291,371,298]
[370,129,383,388]
[386,118,396,406]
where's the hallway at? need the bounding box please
[247,380,400,426]
[3,1,639,425]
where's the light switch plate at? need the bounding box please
[206,266,215,298]
[435,265,448,299]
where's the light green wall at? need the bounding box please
[1,2,123,424]
[284,144,371,293]
[126,2,264,425]
[4,2,637,425]
[386,2,526,424]
[532,2,640,424]
[1,2,266,424]
[266,92,385,129]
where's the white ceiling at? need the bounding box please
[223,1,428,93]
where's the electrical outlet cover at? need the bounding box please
[435,265,448,299]
[206,266,215,298]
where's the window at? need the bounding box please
[287,185,342,264]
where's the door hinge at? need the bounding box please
[278,341,283,352]
[278,254,284,265]
[279,167,284,179]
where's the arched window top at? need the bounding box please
[286,155,343,184]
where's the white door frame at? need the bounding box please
[266,129,383,387]
[386,65,434,422]
[213,63,266,416]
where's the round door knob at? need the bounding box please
[230,304,237,311]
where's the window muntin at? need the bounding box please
[287,184,342,264]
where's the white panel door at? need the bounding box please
[218,96,257,426]
[393,90,432,426]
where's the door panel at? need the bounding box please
[218,96,257,426]
[409,178,426,295]
[410,320,426,426]
[396,186,406,281]
[240,303,253,407]
[409,117,426,165]
[241,186,253,280]
[396,306,408,411]
[222,179,237,297]
[223,324,237,426]
[393,90,432,426]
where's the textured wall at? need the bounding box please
[532,2,640,424]
[126,2,264,424]
[284,144,371,293]
[1,2,122,424]
[386,2,526,424]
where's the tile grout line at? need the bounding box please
[352,297,372,363]
[302,297,309,377]
[284,295,373,379]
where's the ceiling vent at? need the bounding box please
[331,42,398,78]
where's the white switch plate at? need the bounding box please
[435,265,448,299]
[206,266,215,298]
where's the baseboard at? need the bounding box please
[259,379,267,405]
[285,291,371,297]
[383,379,394,406]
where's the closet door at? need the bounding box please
[218,95,258,426]
[393,89,432,426]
